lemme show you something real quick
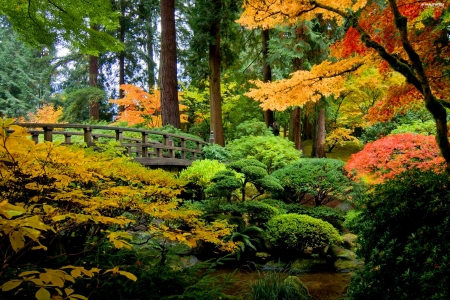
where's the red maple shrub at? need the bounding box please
[345,133,446,183]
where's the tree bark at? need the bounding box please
[118,1,126,112]
[314,108,326,158]
[89,54,100,121]
[160,0,180,128]
[262,29,274,127]
[209,0,224,146]
[289,107,303,151]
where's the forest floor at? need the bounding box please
[301,140,362,162]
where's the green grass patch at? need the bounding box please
[301,140,362,162]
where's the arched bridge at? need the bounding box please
[10,123,208,167]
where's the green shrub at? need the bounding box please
[343,210,361,233]
[391,119,436,136]
[272,158,358,206]
[242,201,280,226]
[179,159,227,200]
[227,158,283,201]
[347,170,450,300]
[234,119,273,138]
[205,170,242,202]
[265,214,342,254]
[260,199,289,213]
[227,136,301,173]
[202,143,232,162]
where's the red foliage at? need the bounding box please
[339,27,368,58]
[345,133,446,183]
[366,84,423,123]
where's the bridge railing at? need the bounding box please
[9,123,209,166]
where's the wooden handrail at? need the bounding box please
[8,123,208,167]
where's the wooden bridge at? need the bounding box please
[10,123,208,167]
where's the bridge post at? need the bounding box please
[115,129,123,142]
[141,132,148,157]
[168,136,175,158]
[43,126,54,142]
[83,127,93,145]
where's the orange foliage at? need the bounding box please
[239,0,450,121]
[110,84,189,128]
[26,103,64,123]
[345,133,446,184]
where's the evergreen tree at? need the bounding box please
[0,18,54,117]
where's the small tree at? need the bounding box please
[272,158,357,206]
[228,159,283,201]
[227,136,301,173]
[345,133,446,184]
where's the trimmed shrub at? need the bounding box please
[272,158,357,206]
[265,214,342,254]
[347,170,450,300]
[242,201,280,226]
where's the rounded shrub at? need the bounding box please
[265,214,342,254]
[242,201,279,226]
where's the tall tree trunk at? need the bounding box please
[289,107,303,151]
[89,54,100,121]
[314,108,326,158]
[147,14,157,89]
[289,55,303,150]
[209,0,224,146]
[160,0,180,128]
[118,1,126,112]
[262,29,274,127]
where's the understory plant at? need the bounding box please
[347,170,450,300]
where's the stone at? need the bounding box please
[335,202,355,213]
[342,233,358,250]
[262,259,287,271]
[291,258,330,272]
[329,244,356,260]
[334,258,363,272]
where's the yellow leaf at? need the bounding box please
[1,279,22,291]
[29,278,44,286]
[39,273,52,283]
[68,294,88,300]
[118,271,137,282]
[50,274,64,288]
[70,268,81,278]
[36,287,51,300]
[65,288,74,296]
[10,230,25,252]
[19,271,40,277]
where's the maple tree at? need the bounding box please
[0,119,235,299]
[345,133,446,184]
[110,84,188,128]
[238,0,450,170]
[26,103,65,124]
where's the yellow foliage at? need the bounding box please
[246,56,370,111]
[26,103,65,124]
[237,0,368,29]
[0,119,236,299]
